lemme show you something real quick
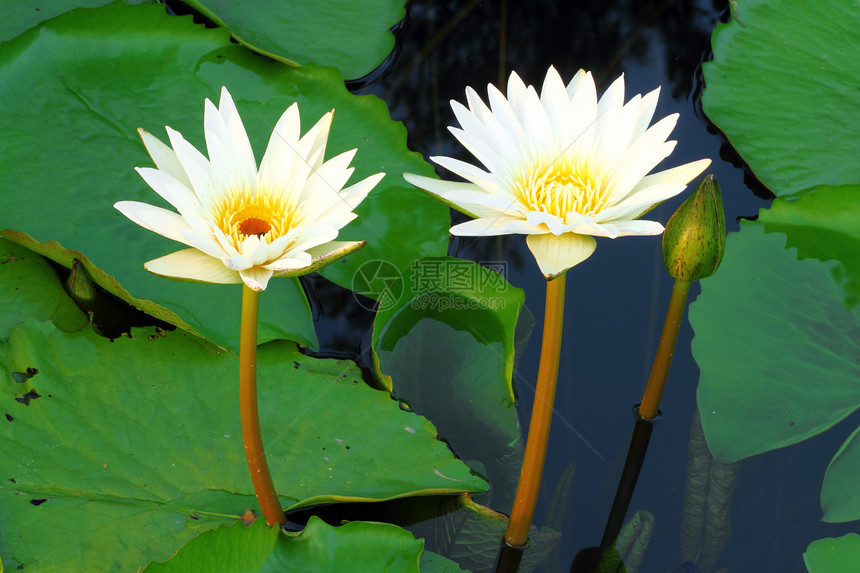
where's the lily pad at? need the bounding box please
[144,516,424,572]
[690,222,860,463]
[0,238,88,336]
[820,424,860,523]
[179,0,405,80]
[759,184,860,308]
[701,0,860,196]
[372,257,525,512]
[0,1,443,352]
[803,533,860,573]
[0,315,485,571]
[0,0,146,44]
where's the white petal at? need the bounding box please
[526,210,571,235]
[264,254,312,272]
[259,102,302,188]
[403,173,494,218]
[450,215,531,236]
[526,233,597,279]
[636,158,711,188]
[612,219,665,236]
[240,267,273,291]
[114,201,193,246]
[429,155,504,194]
[144,248,241,284]
[138,128,192,188]
[539,66,570,134]
[166,126,216,205]
[134,167,203,225]
[179,228,229,260]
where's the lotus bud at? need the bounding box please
[662,174,725,282]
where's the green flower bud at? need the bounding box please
[662,174,726,282]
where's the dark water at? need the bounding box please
[309,1,858,571]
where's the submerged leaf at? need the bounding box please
[372,257,525,512]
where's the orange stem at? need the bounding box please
[638,278,691,420]
[239,285,286,526]
[504,273,567,547]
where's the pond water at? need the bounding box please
[303,1,859,571]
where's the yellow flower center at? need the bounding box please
[513,158,612,219]
[211,187,300,246]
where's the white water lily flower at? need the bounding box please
[403,66,710,279]
[115,87,384,291]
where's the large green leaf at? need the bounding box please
[179,0,405,80]
[372,257,525,512]
[690,222,860,464]
[804,533,860,573]
[144,516,424,573]
[0,314,485,571]
[0,0,148,44]
[820,424,860,523]
[701,0,860,196]
[0,1,444,352]
[0,238,88,336]
[759,184,860,308]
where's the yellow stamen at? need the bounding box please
[514,158,612,219]
[211,187,302,246]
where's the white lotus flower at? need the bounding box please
[115,87,384,291]
[404,66,710,279]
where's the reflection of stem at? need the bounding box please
[599,418,653,551]
[504,273,567,547]
[239,285,286,527]
[638,278,691,419]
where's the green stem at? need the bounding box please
[504,272,567,547]
[638,278,691,420]
[239,285,286,526]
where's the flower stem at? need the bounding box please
[638,278,691,420]
[239,285,286,527]
[504,272,567,547]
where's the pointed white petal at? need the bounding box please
[273,240,366,277]
[134,167,203,224]
[526,233,597,279]
[240,267,273,291]
[165,126,216,204]
[450,215,526,236]
[144,248,241,284]
[138,128,192,188]
[114,201,193,246]
[612,219,665,236]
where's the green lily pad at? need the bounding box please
[759,184,860,308]
[820,424,860,523]
[0,0,147,44]
[0,238,88,337]
[179,0,405,80]
[144,516,424,573]
[690,221,860,464]
[804,533,860,573]
[0,1,443,352]
[0,315,485,571]
[372,257,525,512]
[701,0,860,196]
